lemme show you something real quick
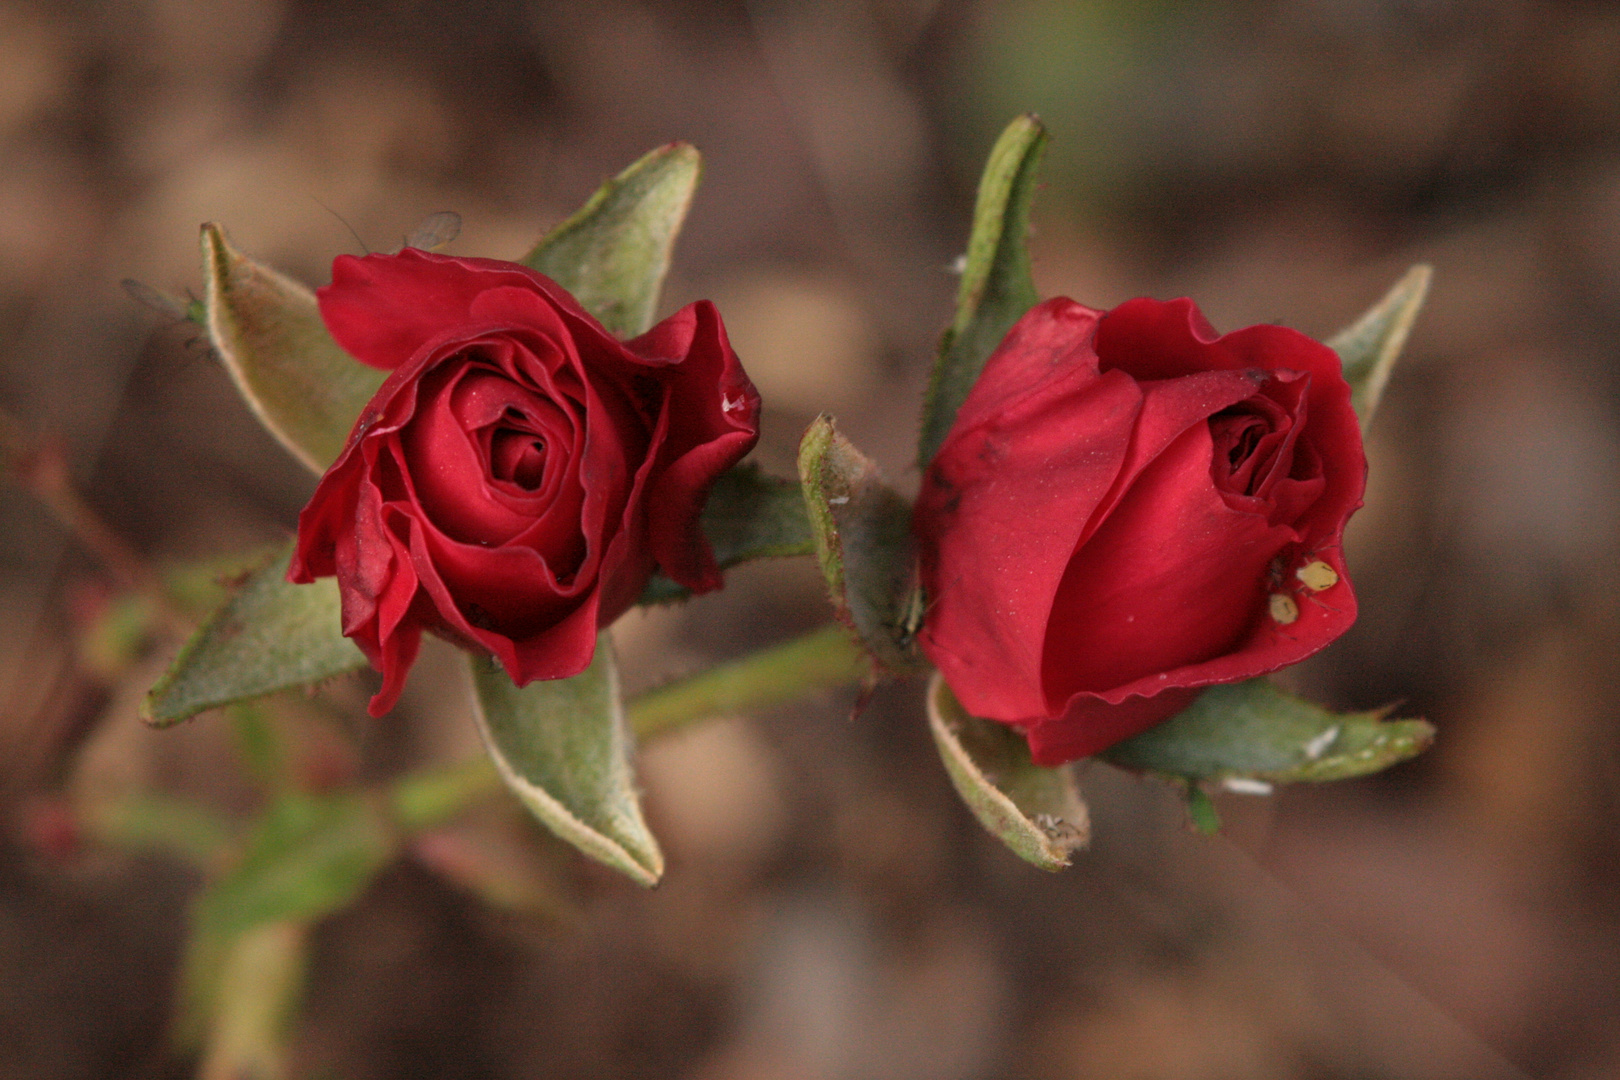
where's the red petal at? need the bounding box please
[629,301,761,591]
[1022,688,1200,766]
[1040,420,1297,708]
[317,250,615,370]
[914,301,1142,723]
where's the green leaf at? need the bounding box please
[918,115,1048,468]
[798,415,925,672]
[638,461,815,604]
[200,223,386,473]
[1328,264,1432,432]
[521,142,702,338]
[197,791,395,939]
[468,635,663,887]
[926,674,1088,871]
[1102,678,1435,784]
[144,544,368,727]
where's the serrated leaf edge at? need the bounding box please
[142,542,368,727]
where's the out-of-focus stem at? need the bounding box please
[628,623,868,739]
[390,755,500,832]
[80,795,235,870]
[392,624,870,832]
[0,410,188,633]
[198,921,308,1080]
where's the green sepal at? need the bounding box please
[1102,678,1435,785]
[798,415,925,672]
[1328,264,1432,432]
[926,674,1089,871]
[468,634,663,887]
[521,142,702,338]
[200,222,386,473]
[144,543,368,727]
[638,461,815,605]
[918,114,1048,468]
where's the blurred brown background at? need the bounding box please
[2,0,1619,1077]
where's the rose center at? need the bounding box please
[490,427,547,490]
[1209,410,1278,496]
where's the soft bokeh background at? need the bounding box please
[3,0,1618,1077]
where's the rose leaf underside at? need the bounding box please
[1102,678,1435,789]
[639,460,815,604]
[468,634,664,887]
[144,543,367,727]
[926,674,1090,871]
[799,415,927,673]
[1329,264,1432,432]
[201,222,387,474]
[917,114,1047,469]
[520,141,702,339]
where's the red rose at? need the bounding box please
[289,249,760,716]
[913,297,1365,765]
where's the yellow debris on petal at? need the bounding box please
[1295,560,1339,592]
[1269,592,1300,625]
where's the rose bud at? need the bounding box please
[290,250,760,715]
[912,297,1365,765]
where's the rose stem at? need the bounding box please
[0,409,188,634]
[391,624,870,831]
[627,623,868,740]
